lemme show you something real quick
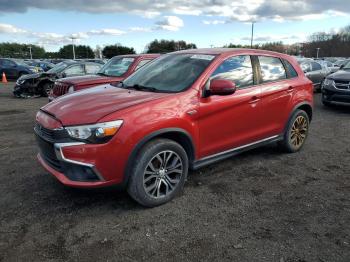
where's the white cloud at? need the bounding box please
[88,28,126,36]
[129,27,152,32]
[155,16,184,31]
[202,20,226,25]
[0,23,27,34]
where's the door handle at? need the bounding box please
[287,86,294,93]
[249,96,260,104]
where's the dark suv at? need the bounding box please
[35,48,313,207]
[322,60,350,105]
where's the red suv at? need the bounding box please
[35,48,313,207]
[48,54,159,101]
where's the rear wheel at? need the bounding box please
[279,110,310,153]
[127,138,188,207]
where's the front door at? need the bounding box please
[198,55,263,158]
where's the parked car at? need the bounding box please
[0,58,38,79]
[49,54,159,101]
[319,60,338,74]
[13,61,102,98]
[321,61,350,106]
[34,48,313,206]
[27,61,55,72]
[299,60,329,92]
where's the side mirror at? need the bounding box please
[61,72,67,78]
[208,79,236,96]
[340,65,344,70]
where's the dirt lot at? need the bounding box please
[0,82,349,262]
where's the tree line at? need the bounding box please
[0,24,349,59]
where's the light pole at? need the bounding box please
[29,45,32,59]
[250,21,255,48]
[316,48,320,59]
[70,36,77,59]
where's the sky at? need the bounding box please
[0,0,349,53]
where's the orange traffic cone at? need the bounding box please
[2,72,7,83]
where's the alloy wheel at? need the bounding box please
[143,150,183,199]
[290,115,308,148]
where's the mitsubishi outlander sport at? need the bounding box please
[35,48,313,207]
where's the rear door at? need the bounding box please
[306,62,323,85]
[257,56,296,136]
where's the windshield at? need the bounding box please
[123,53,216,92]
[98,57,135,77]
[47,62,69,73]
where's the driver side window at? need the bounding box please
[210,55,253,88]
[64,65,84,76]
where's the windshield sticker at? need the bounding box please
[190,54,215,61]
[122,58,134,62]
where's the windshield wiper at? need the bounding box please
[97,72,109,76]
[127,84,158,92]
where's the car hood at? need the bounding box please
[58,75,122,86]
[329,70,350,81]
[41,85,171,126]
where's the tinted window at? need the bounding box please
[85,63,101,74]
[2,59,16,67]
[258,56,286,82]
[64,65,84,76]
[135,59,152,70]
[210,55,253,88]
[283,59,298,78]
[311,62,322,71]
[123,53,215,92]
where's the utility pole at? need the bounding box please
[70,36,77,59]
[250,21,255,48]
[316,48,320,59]
[29,46,32,59]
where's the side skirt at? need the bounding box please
[191,135,283,170]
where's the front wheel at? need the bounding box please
[41,82,54,97]
[127,139,189,207]
[279,110,310,153]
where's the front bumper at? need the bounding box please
[322,84,350,104]
[35,123,125,188]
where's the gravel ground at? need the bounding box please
[0,82,349,262]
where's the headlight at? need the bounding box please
[65,120,123,143]
[323,78,334,86]
[68,86,75,93]
[16,79,25,85]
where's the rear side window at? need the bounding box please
[311,62,322,71]
[283,59,298,78]
[258,56,286,83]
[85,64,101,74]
[210,55,253,88]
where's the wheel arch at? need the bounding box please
[294,102,313,122]
[123,128,196,186]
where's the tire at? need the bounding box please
[278,110,310,153]
[41,82,54,97]
[127,138,189,207]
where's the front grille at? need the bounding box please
[36,134,62,172]
[334,80,350,90]
[52,82,70,97]
[34,123,70,143]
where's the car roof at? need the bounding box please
[172,48,288,57]
[111,53,160,59]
